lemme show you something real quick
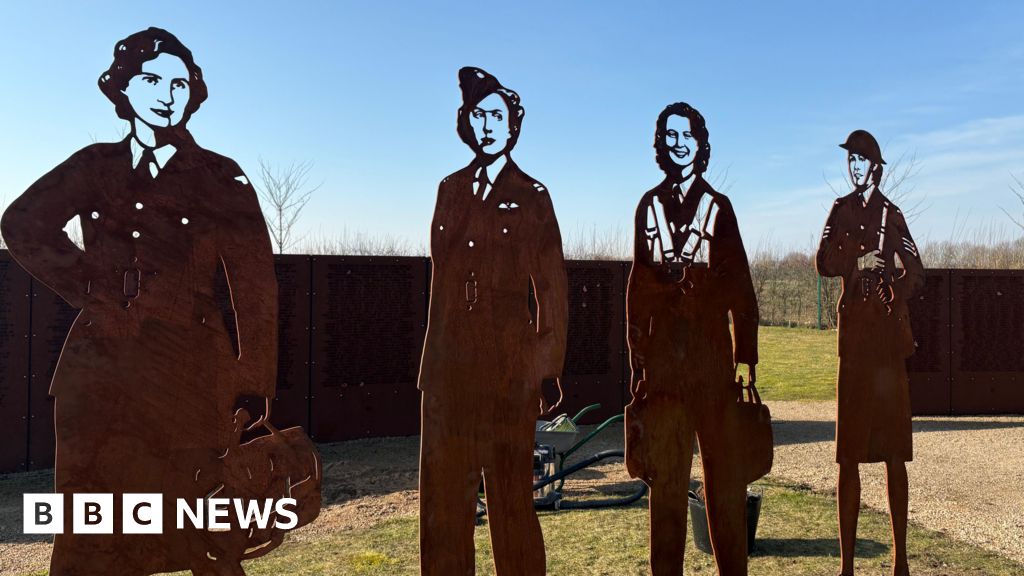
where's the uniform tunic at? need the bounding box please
[816,188,924,464]
[418,159,567,406]
[624,176,758,482]
[622,175,759,574]
[417,158,567,575]
[1,135,278,573]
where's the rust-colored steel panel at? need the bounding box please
[27,281,77,470]
[906,270,951,415]
[419,68,568,576]
[817,129,924,576]
[270,255,312,431]
[626,103,767,575]
[0,250,31,473]
[557,261,625,423]
[310,255,427,442]
[215,256,311,433]
[951,269,1024,413]
[621,262,633,407]
[0,28,320,575]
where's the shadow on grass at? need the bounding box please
[753,537,887,558]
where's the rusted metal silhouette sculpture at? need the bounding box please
[418,66,568,575]
[0,28,320,576]
[625,102,762,576]
[816,130,924,576]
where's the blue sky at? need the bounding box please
[3,1,1024,253]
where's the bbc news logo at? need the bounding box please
[24,494,298,534]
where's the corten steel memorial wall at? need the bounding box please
[0,251,30,472]
[906,270,952,415]
[950,270,1024,413]
[310,256,427,442]
[211,255,317,434]
[2,250,1022,472]
[549,261,627,423]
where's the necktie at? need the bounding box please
[474,166,490,199]
[136,147,157,179]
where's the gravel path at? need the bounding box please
[1,401,1022,574]
[769,401,1024,565]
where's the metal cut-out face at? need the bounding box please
[664,114,698,173]
[469,93,512,156]
[848,153,874,187]
[122,53,191,128]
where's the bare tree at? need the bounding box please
[255,159,320,254]
[1001,172,1024,232]
[707,163,734,195]
[299,229,423,256]
[562,223,630,261]
[88,123,131,144]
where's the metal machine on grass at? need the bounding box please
[477,404,648,519]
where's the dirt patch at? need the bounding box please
[292,436,421,539]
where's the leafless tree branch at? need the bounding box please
[255,159,321,253]
[1001,172,1024,231]
[825,151,928,222]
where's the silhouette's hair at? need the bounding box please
[654,102,711,180]
[456,67,524,157]
[98,27,208,126]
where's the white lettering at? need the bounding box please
[123,493,162,534]
[233,499,275,529]
[274,498,298,529]
[176,498,204,529]
[73,494,113,534]
[23,494,63,534]
[207,498,231,531]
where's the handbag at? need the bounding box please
[735,381,773,484]
[217,414,323,560]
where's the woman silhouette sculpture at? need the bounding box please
[1,28,318,576]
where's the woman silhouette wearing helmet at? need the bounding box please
[816,130,925,576]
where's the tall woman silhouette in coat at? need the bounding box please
[0,28,313,575]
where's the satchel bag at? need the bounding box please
[735,381,773,484]
[218,417,323,560]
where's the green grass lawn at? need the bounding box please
[145,479,1020,576]
[757,325,837,402]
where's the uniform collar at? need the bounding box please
[665,174,706,204]
[130,137,177,171]
[858,183,879,207]
[474,153,509,184]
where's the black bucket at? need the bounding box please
[687,486,763,555]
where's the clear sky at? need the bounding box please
[3,1,1024,253]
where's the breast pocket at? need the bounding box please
[495,198,524,240]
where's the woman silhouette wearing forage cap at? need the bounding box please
[2,28,318,575]
[816,129,924,576]
[418,66,567,575]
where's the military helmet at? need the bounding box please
[839,129,886,165]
